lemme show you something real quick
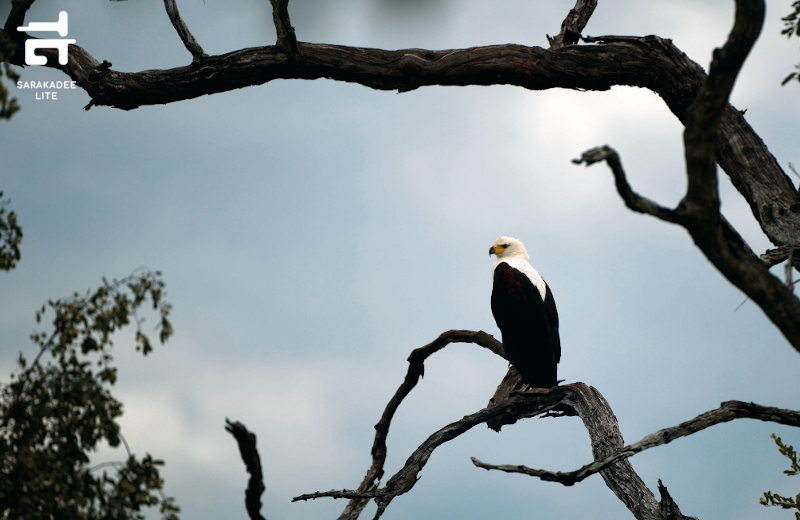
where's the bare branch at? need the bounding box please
[269,0,299,59]
[336,330,503,520]
[295,385,568,512]
[225,419,266,520]
[762,245,800,269]
[581,145,800,352]
[3,0,36,33]
[5,28,795,251]
[162,0,207,62]
[682,0,764,217]
[472,400,800,486]
[548,0,597,49]
[299,383,715,520]
[577,2,800,353]
[658,480,698,520]
[573,146,680,224]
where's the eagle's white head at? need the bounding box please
[489,236,546,299]
[489,236,529,261]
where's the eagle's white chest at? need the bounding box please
[492,257,547,301]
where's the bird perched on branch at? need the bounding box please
[489,237,560,388]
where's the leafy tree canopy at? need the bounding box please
[0,197,179,520]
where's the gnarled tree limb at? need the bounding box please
[1,9,796,251]
[576,0,800,353]
[163,0,207,62]
[3,0,35,34]
[225,419,267,520]
[762,245,800,274]
[297,381,709,520]
[269,0,298,59]
[294,385,569,517]
[336,330,503,520]
[472,400,800,486]
[573,146,679,224]
[548,0,597,49]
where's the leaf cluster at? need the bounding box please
[0,191,23,271]
[0,270,179,520]
[760,434,800,519]
[781,2,800,85]
[0,31,20,120]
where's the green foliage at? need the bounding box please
[0,271,179,520]
[0,31,20,120]
[761,434,800,519]
[0,191,23,271]
[782,2,800,86]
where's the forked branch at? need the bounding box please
[472,400,800,486]
[300,378,755,520]
[295,384,571,519]
[334,330,504,520]
[577,0,800,353]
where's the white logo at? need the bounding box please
[17,12,76,66]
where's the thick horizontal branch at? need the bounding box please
[472,400,800,486]
[336,329,503,520]
[163,0,207,62]
[3,26,796,248]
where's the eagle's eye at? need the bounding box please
[502,244,509,248]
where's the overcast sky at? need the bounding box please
[2,1,800,519]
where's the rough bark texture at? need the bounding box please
[572,0,800,352]
[162,0,207,62]
[547,0,597,49]
[336,330,504,520]
[474,399,800,487]
[299,372,800,520]
[3,22,797,249]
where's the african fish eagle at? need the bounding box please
[489,236,560,388]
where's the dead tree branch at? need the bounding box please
[301,324,800,520]
[574,0,800,353]
[762,245,800,280]
[472,400,800,486]
[163,0,207,62]
[2,6,797,256]
[335,330,503,520]
[225,419,267,520]
[297,381,724,520]
[548,0,597,49]
[3,0,35,34]
[269,0,299,59]
[573,146,679,224]
[294,385,569,518]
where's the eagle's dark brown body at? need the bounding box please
[491,261,560,388]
